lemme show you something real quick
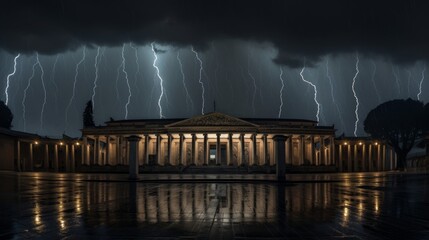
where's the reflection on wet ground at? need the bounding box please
[0,172,429,239]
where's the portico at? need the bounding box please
[81,112,337,169]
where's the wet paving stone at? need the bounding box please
[0,171,428,239]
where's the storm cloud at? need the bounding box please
[1,0,429,67]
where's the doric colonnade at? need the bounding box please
[336,139,397,172]
[81,133,336,168]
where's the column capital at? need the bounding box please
[216,133,221,137]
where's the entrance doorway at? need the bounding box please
[209,144,228,166]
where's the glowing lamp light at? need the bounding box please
[34,141,39,145]
[344,142,348,145]
[359,142,363,145]
[59,142,64,146]
[375,142,378,145]
[75,142,80,146]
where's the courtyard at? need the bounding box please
[0,171,428,239]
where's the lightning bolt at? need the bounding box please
[35,53,47,132]
[91,47,100,108]
[248,58,257,117]
[278,67,284,118]
[326,57,346,131]
[129,43,141,93]
[22,59,38,131]
[391,64,401,96]
[370,60,381,103]
[300,63,320,123]
[148,72,157,116]
[151,42,165,119]
[121,44,132,119]
[4,54,20,105]
[417,63,426,101]
[65,46,86,131]
[50,55,60,112]
[177,50,194,113]
[352,53,360,137]
[191,46,205,115]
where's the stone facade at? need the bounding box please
[0,112,400,173]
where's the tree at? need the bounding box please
[0,101,13,129]
[83,100,95,128]
[364,99,426,170]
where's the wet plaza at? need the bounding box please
[1,172,429,239]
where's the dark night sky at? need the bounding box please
[1,0,428,137]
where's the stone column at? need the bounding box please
[105,136,110,165]
[82,137,87,165]
[156,134,161,165]
[167,134,172,165]
[339,144,343,172]
[71,144,75,172]
[300,135,305,165]
[97,137,102,165]
[44,144,49,170]
[29,143,34,171]
[390,148,394,170]
[377,144,381,171]
[353,144,358,172]
[362,144,366,172]
[310,136,315,165]
[382,144,386,171]
[273,135,288,181]
[252,134,257,166]
[54,144,59,172]
[347,144,352,172]
[65,144,70,172]
[330,136,335,166]
[179,134,184,165]
[127,135,141,180]
[320,136,325,166]
[368,144,373,172]
[144,135,149,165]
[116,136,121,165]
[203,133,208,165]
[287,136,292,165]
[263,134,269,165]
[93,137,98,165]
[216,133,221,165]
[191,134,196,165]
[240,134,245,165]
[228,133,233,166]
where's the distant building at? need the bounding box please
[335,136,397,172]
[0,112,399,173]
[0,128,80,172]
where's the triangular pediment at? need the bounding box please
[166,112,258,128]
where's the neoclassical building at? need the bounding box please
[1,112,402,173]
[81,112,336,169]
